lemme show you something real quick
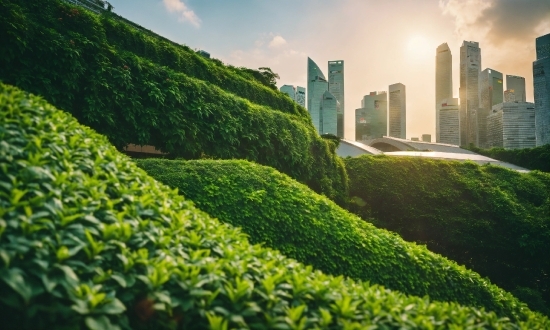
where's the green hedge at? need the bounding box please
[4,85,549,329]
[1,0,306,118]
[0,0,348,205]
[467,145,550,172]
[136,157,541,321]
[344,155,550,314]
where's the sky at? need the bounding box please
[108,0,550,140]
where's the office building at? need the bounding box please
[478,68,503,148]
[320,90,340,135]
[436,43,453,139]
[328,60,345,138]
[389,83,406,139]
[487,102,536,149]
[506,75,526,102]
[504,89,516,102]
[280,85,306,108]
[533,33,550,146]
[437,98,460,145]
[355,91,387,141]
[307,57,329,134]
[460,41,481,146]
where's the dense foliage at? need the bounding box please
[136,158,541,321]
[5,85,550,329]
[467,145,550,173]
[0,0,348,205]
[345,155,550,315]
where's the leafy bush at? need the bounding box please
[345,155,550,314]
[3,84,549,329]
[0,0,348,205]
[136,157,541,321]
[466,145,550,173]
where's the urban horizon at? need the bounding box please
[106,0,548,141]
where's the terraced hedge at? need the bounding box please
[467,145,550,173]
[1,0,305,118]
[136,158,540,321]
[0,0,348,205]
[344,155,550,315]
[4,84,549,329]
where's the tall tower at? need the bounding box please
[478,68,503,148]
[506,75,526,102]
[460,41,481,146]
[389,83,406,139]
[320,90,340,135]
[435,43,453,143]
[437,98,460,145]
[280,85,306,108]
[355,91,387,141]
[533,33,550,146]
[307,57,328,134]
[328,60,345,138]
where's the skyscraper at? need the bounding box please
[478,68,503,148]
[533,33,550,146]
[355,91,387,141]
[487,102,536,149]
[328,60,345,138]
[307,57,328,134]
[506,75,526,102]
[320,90,340,135]
[437,98,460,145]
[280,85,306,108]
[389,83,406,139]
[436,43,453,143]
[460,41,481,146]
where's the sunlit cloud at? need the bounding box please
[439,0,550,44]
[268,35,287,48]
[163,0,201,28]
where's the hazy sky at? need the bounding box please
[109,0,550,140]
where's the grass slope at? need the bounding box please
[136,158,541,321]
[0,0,348,205]
[345,155,550,314]
[3,84,548,329]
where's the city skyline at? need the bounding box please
[103,0,548,140]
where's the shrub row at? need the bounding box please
[4,85,549,329]
[2,0,307,118]
[136,157,541,321]
[0,0,348,205]
[467,145,550,173]
[344,155,550,315]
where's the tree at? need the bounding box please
[258,67,280,90]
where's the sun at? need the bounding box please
[406,35,433,61]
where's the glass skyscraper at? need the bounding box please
[533,33,550,146]
[436,43,453,143]
[460,41,481,146]
[280,85,306,108]
[389,83,406,139]
[355,91,387,141]
[328,60,345,138]
[320,90,340,135]
[505,75,526,102]
[307,57,328,134]
[487,102,536,149]
[437,98,460,146]
[478,68,503,148]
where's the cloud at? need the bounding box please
[439,0,550,44]
[268,35,287,48]
[163,0,201,28]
